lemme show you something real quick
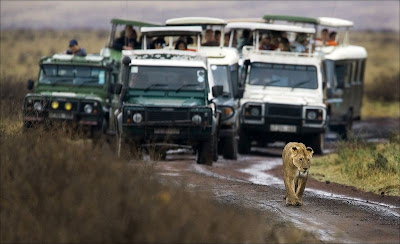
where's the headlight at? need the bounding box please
[220,106,234,121]
[34,101,43,111]
[51,101,59,109]
[306,111,317,120]
[84,104,93,114]
[250,107,260,116]
[132,113,143,123]
[64,102,72,111]
[192,114,202,125]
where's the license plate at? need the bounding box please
[49,112,74,120]
[270,124,297,133]
[154,128,180,135]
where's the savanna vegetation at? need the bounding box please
[310,134,400,196]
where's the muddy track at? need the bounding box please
[151,118,400,243]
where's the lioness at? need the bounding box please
[282,142,313,206]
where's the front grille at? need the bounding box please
[146,110,189,122]
[266,104,302,118]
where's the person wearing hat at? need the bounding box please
[66,39,87,56]
[293,33,309,53]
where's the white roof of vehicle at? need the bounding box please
[317,17,354,28]
[321,45,367,60]
[226,22,315,33]
[245,49,322,66]
[225,18,264,23]
[140,26,203,37]
[166,17,226,25]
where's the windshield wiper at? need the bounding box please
[49,78,73,86]
[292,79,311,89]
[175,83,199,92]
[263,79,281,87]
[144,83,167,91]
[76,78,98,87]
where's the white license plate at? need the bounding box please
[49,112,74,120]
[270,124,297,133]
[154,128,180,135]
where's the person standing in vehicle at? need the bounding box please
[316,28,329,46]
[327,31,338,46]
[214,30,221,46]
[65,39,87,56]
[236,29,252,50]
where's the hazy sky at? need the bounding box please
[1,1,399,31]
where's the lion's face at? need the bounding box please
[290,146,313,174]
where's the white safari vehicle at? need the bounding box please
[262,15,368,139]
[316,17,367,139]
[227,22,327,154]
[115,26,221,165]
[166,17,242,159]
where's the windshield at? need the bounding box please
[128,65,207,91]
[248,63,318,89]
[210,65,231,95]
[39,65,107,86]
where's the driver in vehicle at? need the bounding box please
[202,29,219,46]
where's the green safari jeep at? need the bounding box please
[115,49,220,165]
[23,54,121,139]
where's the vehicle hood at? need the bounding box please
[127,96,205,107]
[213,96,237,108]
[34,91,103,101]
[242,87,324,107]
[35,85,106,100]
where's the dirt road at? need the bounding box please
[150,118,400,243]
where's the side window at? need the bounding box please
[230,64,238,86]
[334,62,351,89]
[360,59,366,83]
[351,61,358,84]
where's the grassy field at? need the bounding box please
[310,135,400,196]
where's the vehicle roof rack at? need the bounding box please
[226,22,315,33]
[110,18,161,27]
[140,26,203,37]
[263,15,318,25]
[166,17,226,26]
[225,18,264,23]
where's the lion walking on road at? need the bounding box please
[282,142,314,206]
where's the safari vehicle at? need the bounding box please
[23,54,120,139]
[100,18,160,61]
[228,22,327,154]
[166,17,242,159]
[115,26,220,165]
[263,15,368,139]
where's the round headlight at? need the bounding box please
[224,107,233,116]
[84,104,93,114]
[132,113,143,123]
[307,111,317,120]
[33,101,43,111]
[250,107,260,116]
[51,101,59,109]
[65,102,72,111]
[192,114,202,125]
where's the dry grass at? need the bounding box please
[310,135,400,196]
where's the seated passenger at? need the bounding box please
[236,29,252,50]
[214,30,221,46]
[65,39,87,56]
[277,37,290,52]
[293,33,308,52]
[112,30,125,51]
[327,31,338,46]
[259,35,274,50]
[202,29,219,46]
[122,25,139,50]
[175,40,187,50]
[150,37,166,49]
[224,33,230,47]
[315,28,329,46]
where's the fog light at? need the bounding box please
[51,101,59,109]
[132,113,143,123]
[64,102,72,111]
[84,104,93,114]
[34,101,43,111]
[192,114,202,125]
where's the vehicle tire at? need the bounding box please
[213,134,219,162]
[238,131,251,154]
[222,135,238,160]
[337,111,353,140]
[197,136,214,166]
[149,149,167,161]
[308,133,324,155]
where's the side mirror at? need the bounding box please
[236,88,244,99]
[212,85,224,97]
[27,79,34,90]
[114,84,122,95]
